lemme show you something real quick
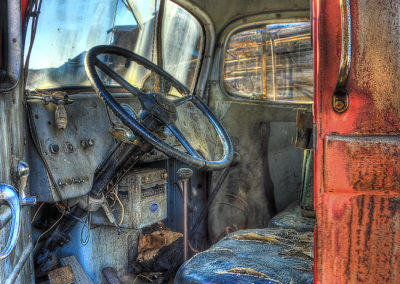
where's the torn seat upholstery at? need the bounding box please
[175,228,314,284]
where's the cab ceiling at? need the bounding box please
[181,0,310,35]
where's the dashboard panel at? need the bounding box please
[28,92,221,202]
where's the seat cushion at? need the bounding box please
[268,202,315,232]
[175,228,314,284]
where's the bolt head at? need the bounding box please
[49,144,60,154]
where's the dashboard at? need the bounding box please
[28,91,222,203]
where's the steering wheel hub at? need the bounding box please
[142,93,177,124]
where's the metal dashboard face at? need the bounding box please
[29,94,117,202]
[28,92,221,202]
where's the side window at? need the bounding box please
[223,22,313,103]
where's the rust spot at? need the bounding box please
[325,136,400,192]
[216,267,282,283]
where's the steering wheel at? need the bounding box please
[84,45,233,170]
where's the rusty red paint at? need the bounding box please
[314,0,400,282]
[21,0,29,22]
[324,136,400,193]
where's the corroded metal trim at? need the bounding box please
[0,0,22,93]
[5,242,34,284]
[332,0,352,113]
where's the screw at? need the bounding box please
[80,140,88,148]
[66,143,74,153]
[87,139,95,146]
[81,139,95,149]
[49,144,60,154]
[72,178,84,184]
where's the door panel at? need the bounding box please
[0,1,34,282]
[0,86,35,284]
[314,0,400,282]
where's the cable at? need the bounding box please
[24,0,43,89]
[113,191,125,226]
[31,202,44,224]
[33,210,65,252]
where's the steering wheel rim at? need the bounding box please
[84,45,233,170]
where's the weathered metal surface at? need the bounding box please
[175,228,314,284]
[4,243,34,284]
[59,225,139,284]
[0,86,34,281]
[181,0,309,36]
[91,168,168,229]
[28,95,117,202]
[0,5,34,277]
[60,256,94,284]
[314,0,400,282]
[48,265,75,284]
[324,136,400,193]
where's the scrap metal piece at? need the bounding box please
[60,256,94,284]
[48,265,75,284]
[102,267,122,284]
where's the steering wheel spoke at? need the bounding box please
[173,95,193,107]
[167,123,202,159]
[94,58,146,102]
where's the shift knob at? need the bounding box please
[177,168,193,180]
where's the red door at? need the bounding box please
[314,0,400,282]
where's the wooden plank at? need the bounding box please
[60,256,94,284]
[48,265,75,284]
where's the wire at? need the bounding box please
[113,191,125,226]
[80,213,90,246]
[24,0,43,89]
[33,210,65,252]
[31,202,45,224]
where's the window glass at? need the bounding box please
[25,0,203,94]
[223,22,313,103]
[163,1,203,92]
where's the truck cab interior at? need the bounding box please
[0,0,399,283]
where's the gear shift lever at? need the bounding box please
[177,168,193,261]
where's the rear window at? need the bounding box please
[223,22,313,103]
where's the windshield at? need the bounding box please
[25,0,203,93]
